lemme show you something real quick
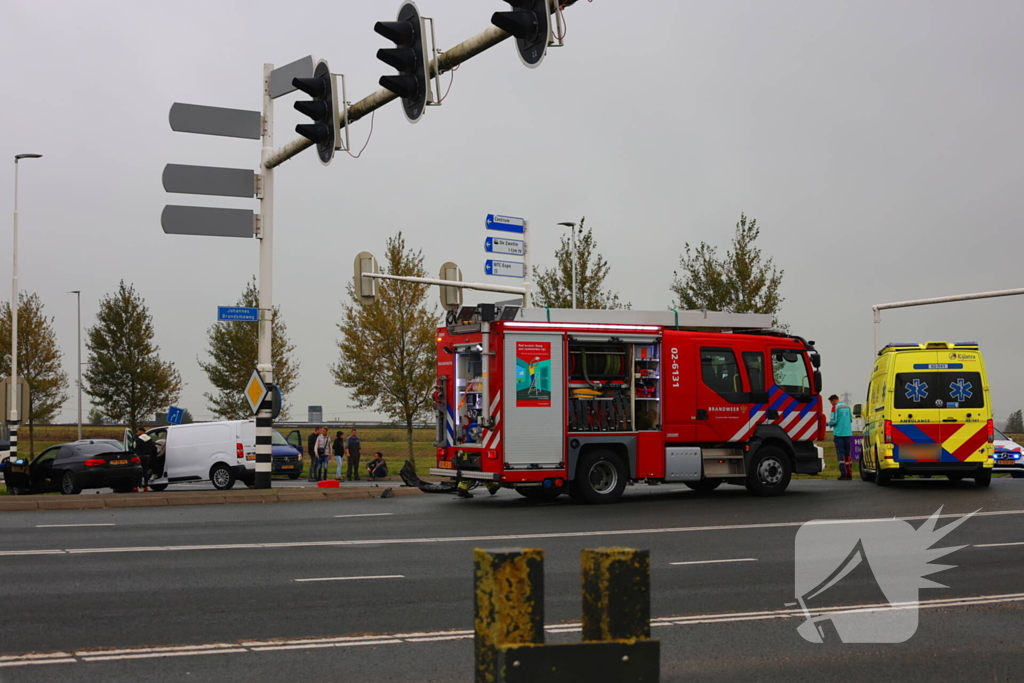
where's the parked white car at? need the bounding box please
[992,428,1024,478]
[130,420,256,491]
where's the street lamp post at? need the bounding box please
[558,221,577,308]
[69,290,82,440]
[8,153,43,461]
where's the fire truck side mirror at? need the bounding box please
[354,251,379,304]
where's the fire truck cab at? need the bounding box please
[431,305,825,504]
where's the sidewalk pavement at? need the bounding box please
[0,483,424,512]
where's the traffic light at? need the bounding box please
[439,262,463,310]
[374,0,431,123]
[491,0,552,68]
[292,59,339,165]
[353,251,379,304]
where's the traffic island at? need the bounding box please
[0,485,422,511]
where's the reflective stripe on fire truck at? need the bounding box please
[445,405,455,447]
[482,392,502,449]
[727,387,821,443]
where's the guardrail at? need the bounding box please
[474,547,659,683]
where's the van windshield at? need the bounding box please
[271,430,289,446]
[893,372,984,410]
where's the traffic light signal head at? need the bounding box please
[374,0,430,123]
[492,0,552,68]
[292,60,339,165]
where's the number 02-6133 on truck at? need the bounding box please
[430,305,825,503]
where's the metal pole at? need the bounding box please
[8,154,41,460]
[872,306,880,358]
[558,221,577,308]
[255,64,275,490]
[70,290,82,440]
[522,219,532,307]
[363,272,525,296]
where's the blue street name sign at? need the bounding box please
[218,306,259,322]
[166,406,184,425]
[484,236,525,256]
[485,259,526,278]
[485,214,526,233]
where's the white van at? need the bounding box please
[132,420,256,491]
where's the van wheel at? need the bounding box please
[60,471,82,495]
[684,479,722,492]
[876,467,893,486]
[745,447,791,496]
[574,450,628,504]
[288,472,301,480]
[150,483,168,492]
[211,465,235,490]
[1011,472,1024,479]
[974,470,992,488]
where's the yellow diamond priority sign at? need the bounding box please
[244,369,269,415]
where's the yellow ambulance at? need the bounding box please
[857,341,994,486]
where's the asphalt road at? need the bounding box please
[1,478,1022,682]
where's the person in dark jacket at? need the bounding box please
[133,428,158,491]
[333,431,346,481]
[345,429,362,481]
[367,452,388,480]
[307,428,319,482]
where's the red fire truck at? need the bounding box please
[429,305,825,503]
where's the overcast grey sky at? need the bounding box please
[2,0,1022,424]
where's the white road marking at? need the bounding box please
[11,592,1024,668]
[36,523,115,528]
[4,508,1021,557]
[669,558,758,566]
[333,513,394,519]
[973,541,1024,548]
[294,574,404,583]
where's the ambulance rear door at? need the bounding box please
[502,332,564,468]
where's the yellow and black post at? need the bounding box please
[474,548,545,683]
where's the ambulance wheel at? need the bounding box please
[745,447,791,497]
[974,470,992,487]
[575,450,628,504]
[683,479,722,493]
[858,457,876,482]
[1011,472,1024,479]
[876,467,893,486]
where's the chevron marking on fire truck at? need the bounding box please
[729,387,821,442]
[482,392,502,449]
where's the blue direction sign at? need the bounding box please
[485,214,526,234]
[485,259,526,278]
[484,235,525,256]
[166,406,185,425]
[218,306,259,322]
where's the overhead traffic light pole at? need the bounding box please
[264,0,579,170]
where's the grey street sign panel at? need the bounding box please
[162,205,255,238]
[0,377,30,424]
[169,103,261,139]
[270,55,315,99]
[162,164,256,198]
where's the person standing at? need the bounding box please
[314,428,331,482]
[828,394,853,480]
[307,428,319,482]
[133,427,157,492]
[346,429,362,481]
[333,430,346,481]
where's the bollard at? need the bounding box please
[474,546,660,683]
[581,547,651,642]
[474,548,545,683]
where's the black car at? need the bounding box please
[2,441,143,495]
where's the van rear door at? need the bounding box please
[936,365,987,462]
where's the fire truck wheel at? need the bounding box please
[575,450,628,504]
[517,488,562,502]
[683,479,722,493]
[745,447,791,497]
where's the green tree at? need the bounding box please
[0,292,71,454]
[83,281,182,433]
[1005,409,1023,434]
[198,278,299,419]
[332,232,437,465]
[532,217,627,309]
[87,406,105,425]
[181,407,195,424]
[671,213,785,325]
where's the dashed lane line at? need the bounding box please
[669,558,758,566]
[333,513,394,519]
[36,524,116,528]
[294,574,404,582]
[3,508,1021,558]
[5,592,1024,668]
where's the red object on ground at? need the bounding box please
[317,480,340,488]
